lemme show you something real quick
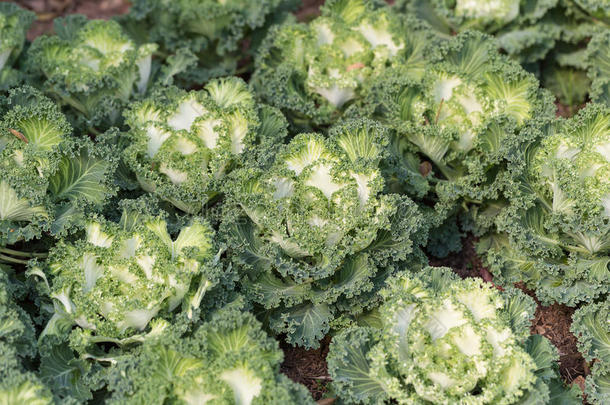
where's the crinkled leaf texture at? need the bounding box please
[223,119,428,348]
[105,301,313,405]
[41,209,219,350]
[572,300,610,404]
[122,77,287,214]
[327,267,579,404]
[252,0,433,129]
[1,87,118,251]
[482,104,610,306]
[360,31,553,226]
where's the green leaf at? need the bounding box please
[158,47,198,87]
[39,344,92,402]
[327,327,388,404]
[0,181,47,222]
[270,303,332,348]
[48,148,112,206]
[585,362,610,405]
[543,66,590,108]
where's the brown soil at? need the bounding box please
[430,234,488,280]
[555,100,587,118]
[281,336,332,401]
[518,284,589,385]
[17,0,129,40]
[295,0,324,21]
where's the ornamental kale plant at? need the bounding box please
[394,0,561,64]
[37,208,218,352]
[395,0,610,111]
[252,0,431,129]
[571,299,610,405]
[0,268,53,404]
[122,77,287,214]
[328,267,580,404]
[0,3,34,90]
[361,31,554,221]
[104,302,314,405]
[27,16,157,129]
[121,0,299,84]
[0,86,117,262]
[481,103,609,306]
[222,119,427,348]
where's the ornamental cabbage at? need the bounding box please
[0,87,117,263]
[27,16,157,129]
[481,103,610,305]
[39,209,217,349]
[361,31,553,222]
[0,3,34,90]
[222,119,427,348]
[327,267,580,404]
[105,302,314,405]
[122,77,287,214]
[121,0,299,84]
[252,0,430,129]
[394,0,561,64]
[571,299,610,405]
[0,267,53,405]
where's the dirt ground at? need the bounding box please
[11,0,589,402]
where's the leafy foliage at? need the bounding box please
[0,87,118,256]
[105,301,314,404]
[327,267,580,404]
[572,299,610,405]
[121,0,299,84]
[40,209,217,348]
[361,31,554,224]
[251,0,432,129]
[394,0,610,110]
[481,104,610,305]
[222,119,427,348]
[27,17,157,129]
[122,77,287,214]
[0,3,35,90]
[0,1,603,403]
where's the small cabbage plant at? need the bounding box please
[122,0,299,83]
[252,0,430,129]
[122,77,287,214]
[571,299,610,405]
[362,31,553,222]
[27,16,157,129]
[38,209,217,351]
[0,87,117,263]
[328,267,580,404]
[482,103,610,306]
[222,119,427,348]
[0,268,53,405]
[0,3,34,89]
[394,0,560,63]
[105,302,314,405]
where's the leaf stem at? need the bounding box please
[0,254,30,265]
[0,247,47,258]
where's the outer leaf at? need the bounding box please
[327,327,389,404]
[39,344,92,402]
[48,146,115,206]
[270,303,333,348]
